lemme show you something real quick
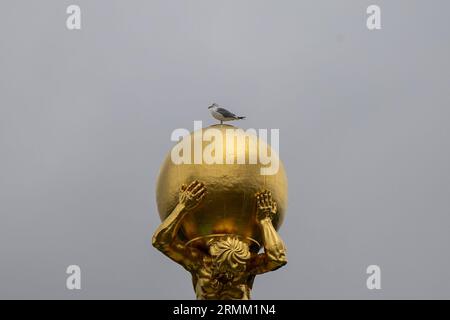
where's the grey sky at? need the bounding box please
[0,0,449,299]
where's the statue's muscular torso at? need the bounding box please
[191,256,255,300]
[152,181,287,300]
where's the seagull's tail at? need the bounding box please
[237,116,246,120]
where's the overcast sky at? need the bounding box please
[0,0,449,299]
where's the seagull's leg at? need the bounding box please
[220,120,223,124]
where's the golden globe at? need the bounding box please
[170,121,280,176]
[156,124,288,252]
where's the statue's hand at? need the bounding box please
[179,180,207,211]
[255,190,277,222]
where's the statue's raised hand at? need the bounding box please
[179,180,207,211]
[255,190,277,222]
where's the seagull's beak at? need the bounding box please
[208,105,213,109]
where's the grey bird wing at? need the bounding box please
[216,107,237,118]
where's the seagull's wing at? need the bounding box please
[216,107,237,118]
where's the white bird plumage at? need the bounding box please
[208,103,246,124]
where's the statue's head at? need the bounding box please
[208,236,251,281]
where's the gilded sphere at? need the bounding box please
[156,124,288,251]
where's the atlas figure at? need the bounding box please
[152,180,287,300]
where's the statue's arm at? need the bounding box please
[152,181,207,272]
[249,191,287,275]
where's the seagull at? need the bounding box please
[208,103,246,124]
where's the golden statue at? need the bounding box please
[152,124,287,300]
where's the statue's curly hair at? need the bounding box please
[208,236,251,273]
